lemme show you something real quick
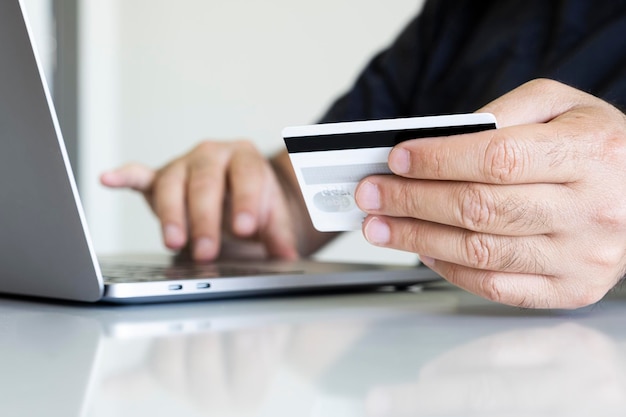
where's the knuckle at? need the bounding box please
[577,291,606,308]
[482,133,527,184]
[527,78,557,92]
[462,233,539,273]
[412,143,445,179]
[478,273,507,304]
[524,78,569,101]
[457,184,496,231]
[192,139,218,155]
[565,285,608,309]
[462,232,495,269]
[601,136,626,167]
[457,185,552,235]
[154,167,184,191]
[391,180,419,214]
[187,173,217,194]
[582,105,626,162]
[592,202,626,230]
[589,246,625,271]
[431,150,445,179]
[232,138,257,152]
[368,178,409,214]
[398,222,424,253]
[191,140,230,165]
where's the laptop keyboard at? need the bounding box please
[101,262,296,284]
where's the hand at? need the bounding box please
[102,327,291,415]
[101,140,309,261]
[365,324,626,416]
[100,318,366,415]
[355,78,626,308]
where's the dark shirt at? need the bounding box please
[319,0,626,123]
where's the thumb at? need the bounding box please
[477,78,596,128]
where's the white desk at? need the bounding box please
[1,282,625,416]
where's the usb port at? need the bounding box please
[168,284,183,291]
[196,283,211,289]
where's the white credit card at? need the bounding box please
[282,113,497,232]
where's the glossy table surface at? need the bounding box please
[1,281,626,416]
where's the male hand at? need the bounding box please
[101,140,301,261]
[365,324,626,416]
[355,79,626,308]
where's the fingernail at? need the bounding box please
[163,224,185,248]
[364,217,390,245]
[389,148,410,174]
[356,181,380,211]
[234,212,256,236]
[194,237,215,260]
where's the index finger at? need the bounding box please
[100,163,155,193]
[387,79,603,184]
[387,123,586,184]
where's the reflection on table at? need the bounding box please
[1,282,626,416]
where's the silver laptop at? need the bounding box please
[0,0,440,303]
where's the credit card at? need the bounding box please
[282,113,497,232]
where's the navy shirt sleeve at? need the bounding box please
[319,0,626,123]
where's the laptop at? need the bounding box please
[0,0,440,303]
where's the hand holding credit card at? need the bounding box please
[283,113,497,232]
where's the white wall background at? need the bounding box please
[78,0,426,264]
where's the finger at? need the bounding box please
[421,256,608,309]
[186,144,229,261]
[240,164,299,259]
[388,80,606,185]
[152,162,189,251]
[361,216,555,276]
[355,177,561,236]
[227,144,298,259]
[388,121,590,184]
[360,214,610,308]
[227,141,268,237]
[257,189,299,260]
[100,163,155,192]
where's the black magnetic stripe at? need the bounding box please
[284,123,496,153]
